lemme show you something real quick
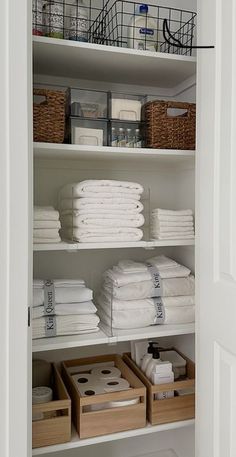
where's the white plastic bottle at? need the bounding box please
[127,4,157,52]
[145,347,161,379]
[152,369,175,400]
[141,342,155,372]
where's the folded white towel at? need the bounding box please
[32,314,100,339]
[59,180,143,200]
[34,206,60,221]
[151,233,194,240]
[154,215,193,222]
[60,198,144,214]
[151,224,194,233]
[152,209,193,216]
[117,256,178,272]
[33,284,93,307]
[34,237,61,244]
[103,275,195,300]
[98,302,195,329]
[34,220,61,229]
[151,220,194,228]
[62,227,143,243]
[33,229,60,239]
[61,213,145,229]
[32,301,97,318]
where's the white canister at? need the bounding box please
[32,0,44,36]
[44,1,64,39]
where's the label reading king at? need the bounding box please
[146,263,162,296]
[153,298,165,324]
[45,316,57,337]
[43,280,55,316]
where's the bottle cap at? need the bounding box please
[147,341,158,354]
[139,4,148,13]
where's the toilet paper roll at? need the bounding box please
[77,384,106,397]
[104,377,130,392]
[72,373,102,386]
[91,366,121,380]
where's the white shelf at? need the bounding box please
[106,323,196,343]
[32,419,195,455]
[32,329,108,352]
[32,323,195,352]
[33,239,195,252]
[33,37,196,88]
[34,143,195,165]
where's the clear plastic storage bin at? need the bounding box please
[109,120,143,148]
[70,88,108,119]
[110,93,145,121]
[70,118,108,146]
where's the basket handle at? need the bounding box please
[166,101,193,118]
[33,89,50,105]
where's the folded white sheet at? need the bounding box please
[117,256,179,272]
[60,198,144,213]
[33,284,93,307]
[32,301,97,318]
[34,237,61,244]
[59,180,143,200]
[33,229,60,239]
[32,314,100,339]
[62,227,143,243]
[34,279,85,288]
[34,206,60,221]
[98,292,194,311]
[61,213,145,228]
[98,303,195,329]
[106,265,191,287]
[34,220,61,229]
[103,275,195,300]
[152,209,193,216]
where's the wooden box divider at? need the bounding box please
[61,354,146,439]
[123,348,195,426]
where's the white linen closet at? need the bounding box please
[1,1,236,457]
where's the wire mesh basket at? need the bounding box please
[32,0,196,56]
[90,0,196,55]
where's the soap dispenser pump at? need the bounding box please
[141,342,156,372]
[145,346,161,380]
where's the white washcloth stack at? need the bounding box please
[32,279,100,339]
[58,180,145,243]
[34,206,61,244]
[97,255,195,330]
[151,209,194,240]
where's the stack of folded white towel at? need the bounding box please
[58,180,145,243]
[32,279,100,339]
[34,206,62,244]
[150,209,194,240]
[97,255,195,329]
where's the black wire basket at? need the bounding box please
[32,0,196,56]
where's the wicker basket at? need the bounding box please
[33,89,67,143]
[142,101,196,150]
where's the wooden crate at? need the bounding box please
[61,354,146,439]
[32,364,71,449]
[123,348,195,426]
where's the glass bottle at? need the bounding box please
[111,127,118,147]
[125,128,133,148]
[117,127,126,147]
[134,128,142,148]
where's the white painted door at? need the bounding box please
[197,1,236,456]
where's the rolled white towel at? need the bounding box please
[34,206,60,221]
[32,314,100,339]
[59,180,143,200]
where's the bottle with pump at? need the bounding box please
[127,4,158,52]
[145,346,162,380]
[141,342,156,372]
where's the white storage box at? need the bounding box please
[72,126,103,146]
[160,350,187,380]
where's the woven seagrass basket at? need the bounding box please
[33,89,67,143]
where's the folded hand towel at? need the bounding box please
[34,206,60,221]
[34,220,61,229]
[34,237,61,244]
[152,209,193,216]
[154,215,193,222]
[61,213,145,229]
[151,220,194,228]
[62,227,143,243]
[59,180,144,200]
[60,198,144,213]
[151,224,194,233]
[32,314,100,339]
[103,275,195,300]
[32,301,97,318]
[151,233,194,240]
[33,229,60,239]
[33,284,93,307]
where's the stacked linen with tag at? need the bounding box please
[58,180,144,243]
[34,206,61,244]
[32,279,100,339]
[151,209,194,240]
[97,256,195,329]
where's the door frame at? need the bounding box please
[0,0,32,456]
